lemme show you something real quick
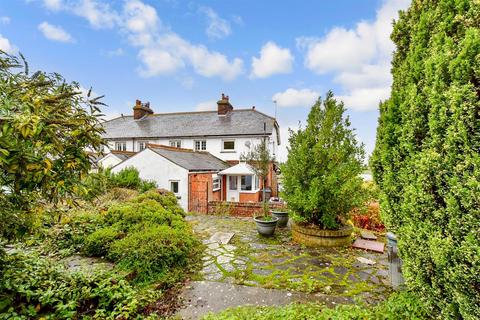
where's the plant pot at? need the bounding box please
[271,211,289,228]
[254,216,279,236]
[292,222,353,247]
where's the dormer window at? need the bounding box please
[115,141,127,151]
[169,140,182,148]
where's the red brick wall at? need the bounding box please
[239,192,261,202]
[207,201,286,217]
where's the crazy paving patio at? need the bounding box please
[178,214,392,319]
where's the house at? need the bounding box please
[102,94,281,209]
[111,144,229,211]
[97,150,136,168]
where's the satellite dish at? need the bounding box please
[245,141,251,148]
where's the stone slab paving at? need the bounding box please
[178,281,353,320]
[352,239,385,253]
[360,230,378,240]
[209,231,235,244]
[182,214,392,318]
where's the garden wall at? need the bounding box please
[207,201,286,217]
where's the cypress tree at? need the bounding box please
[371,0,479,318]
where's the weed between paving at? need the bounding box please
[187,214,391,305]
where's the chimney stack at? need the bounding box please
[217,93,233,115]
[133,99,154,120]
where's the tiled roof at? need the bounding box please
[110,150,136,161]
[148,144,229,172]
[101,109,278,140]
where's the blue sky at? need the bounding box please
[0,0,410,161]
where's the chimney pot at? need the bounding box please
[133,99,154,119]
[217,93,233,115]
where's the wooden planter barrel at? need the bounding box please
[292,222,353,247]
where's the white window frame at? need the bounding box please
[115,141,127,151]
[169,180,179,194]
[212,175,221,191]
[194,140,207,151]
[240,175,253,191]
[169,140,182,148]
[138,141,148,151]
[222,139,235,152]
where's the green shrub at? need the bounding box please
[108,167,157,192]
[281,91,366,229]
[108,225,200,284]
[130,190,185,216]
[104,199,185,232]
[44,209,105,255]
[83,226,123,257]
[0,252,158,319]
[80,167,157,201]
[370,0,480,318]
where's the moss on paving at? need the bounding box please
[188,214,392,304]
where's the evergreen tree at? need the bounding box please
[371,0,479,317]
[282,91,365,229]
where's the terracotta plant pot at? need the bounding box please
[271,211,289,228]
[254,216,279,236]
[292,222,353,247]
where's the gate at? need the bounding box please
[188,179,209,213]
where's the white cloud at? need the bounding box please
[272,88,319,108]
[43,0,62,10]
[195,100,217,111]
[0,16,11,25]
[72,0,119,29]
[137,32,243,80]
[199,7,231,40]
[38,22,74,43]
[338,87,391,111]
[0,34,17,54]
[34,0,244,81]
[251,42,294,78]
[298,0,410,111]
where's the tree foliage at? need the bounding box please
[0,52,105,222]
[282,91,365,229]
[241,137,274,215]
[370,0,480,318]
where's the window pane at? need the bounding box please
[170,181,178,193]
[241,175,252,191]
[229,176,237,190]
[223,140,235,150]
[213,177,221,190]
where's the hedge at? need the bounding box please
[371,0,480,318]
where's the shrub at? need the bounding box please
[83,226,123,257]
[44,209,105,255]
[81,167,157,201]
[109,167,157,192]
[108,225,200,284]
[104,193,186,232]
[370,0,480,318]
[351,202,385,232]
[282,91,366,229]
[0,252,158,319]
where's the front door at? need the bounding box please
[227,175,239,202]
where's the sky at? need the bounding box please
[0,0,411,162]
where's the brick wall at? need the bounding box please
[207,201,286,217]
